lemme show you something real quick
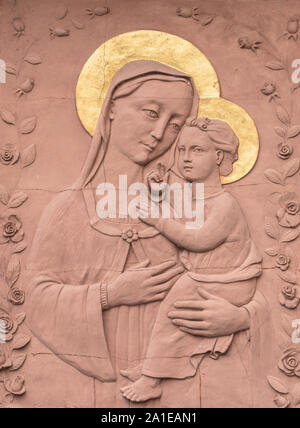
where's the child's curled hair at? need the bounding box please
[184,117,239,176]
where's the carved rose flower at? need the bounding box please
[121,227,139,244]
[8,288,25,305]
[0,347,12,370]
[0,144,19,166]
[277,142,293,160]
[274,395,290,408]
[277,193,300,228]
[275,254,290,271]
[0,311,17,342]
[0,215,24,244]
[279,285,300,309]
[279,349,300,377]
[4,375,25,395]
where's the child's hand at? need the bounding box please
[146,162,170,187]
[146,163,170,205]
[147,170,163,186]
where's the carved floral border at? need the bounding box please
[0,0,112,408]
[235,14,300,409]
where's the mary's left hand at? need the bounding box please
[168,288,250,338]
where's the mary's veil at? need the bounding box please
[73,60,199,190]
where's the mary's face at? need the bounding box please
[109,80,193,165]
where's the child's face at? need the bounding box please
[177,127,220,182]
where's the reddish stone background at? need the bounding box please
[0,0,300,408]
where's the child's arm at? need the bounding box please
[140,193,238,252]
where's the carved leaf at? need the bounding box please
[21,144,36,168]
[274,127,286,138]
[283,158,300,178]
[278,271,297,284]
[264,169,284,185]
[265,217,280,239]
[24,54,42,65]
[282,313,294,337]
[14,312,26,326]
[276,105,290,126]
[0,185,9,205]
[6,255,21,287]
[12,334,31,350]
[288,126,300,139]
[0,110,16,125]
[267,376,289,394]
[12,242,27,254]
[5,65,17,76]
[265,247,278,257]
[55,4,68,20]
[71,19,85,30]
[9,353,27,371]
[281,230,300,242]
[8,191,28,208]
[266,61,285,71]
[20,116,37,134]
[199,14,215,26]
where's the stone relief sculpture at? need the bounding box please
[2,0,299,409]
[25,59,269,408]
[120,117,263,403]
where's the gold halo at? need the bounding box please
[76,30,220,135]
[76,30,259,184]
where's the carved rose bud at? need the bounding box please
[0,311,17,342]
[261,83,276,96]
[274,395,290,408]
[0,214,24,244]
[238,37,252,49]
[4,375,26,395]
[121,227,139,244]
[15,78,35,97]
[238,37,261,52]
[287,18,299,35]
[93,6,110,16]
[85,7,110,19]
[8,288,25,306]
[49,27,70,38]
[277,193,300,228]
[279,349,300,377]
[12,17,25,37]
[279,285,300,309]
[0,347,12,370]
[176,7,193,18]
[277,142,293,160]
[275,254,290,271]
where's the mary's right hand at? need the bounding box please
[107,260,184,308]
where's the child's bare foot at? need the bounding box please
[120,364,142,382]
[120,376,162,402]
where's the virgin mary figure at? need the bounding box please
[25,60,270,408]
